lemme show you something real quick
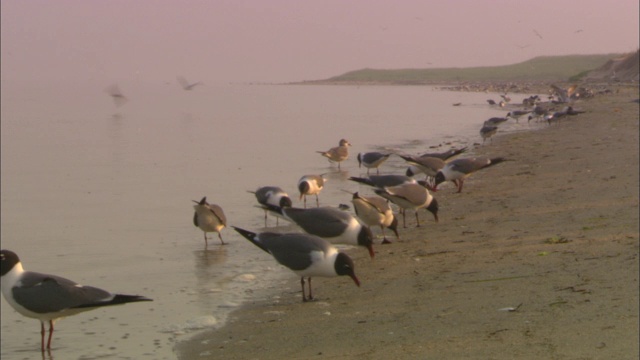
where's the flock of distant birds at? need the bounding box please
[1,81,587,352]
[480,84,586,144]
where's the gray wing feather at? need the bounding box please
[262,234,328,271]
[13,272,112,313]
[284,207,349,238]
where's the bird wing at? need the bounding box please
[12,272,112,313]
[209,205,227,226]
[284,208,348,238]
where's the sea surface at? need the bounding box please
[1,82,540,359]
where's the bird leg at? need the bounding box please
[41,321,46,351]
[415,210,421,227]
[301,277,314,302]
[47,320,54,350]
[380,226,391,244]
[315,194,319,207]
[218,233,226,245]
[456,179,464,193]
[402,210,407,228]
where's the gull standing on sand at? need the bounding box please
[405,147,468,177]
[317,139,351,169]
[297,174,326,208]
[193,197,227,246]
[374,182,439,228]
[232,227,360,302]
[0,250,152,351]
[357,152,391,174]
[480,123,499,144]
[248,186,292,226]
[399,155,446,184]
[434,157,507,193]
[506,110,532,122]
[350,192,400,244]
[269,205,375,258]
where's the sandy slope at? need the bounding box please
[177,86,639,360]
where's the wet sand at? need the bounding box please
[177,86,639,359]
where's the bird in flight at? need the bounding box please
[105,84,128,107]
[533,29,543,40]
[177,76,203,91]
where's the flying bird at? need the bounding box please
[177,76,203,90]
[105,84,128,107]
[0,250,152,351]
[533,29,543,40]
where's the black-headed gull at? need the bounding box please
[232,228,360,302]
[0,250,152,351]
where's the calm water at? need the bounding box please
[1,82,538,359]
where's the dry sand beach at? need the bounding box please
[178,86,639,360]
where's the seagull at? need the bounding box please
[500,94,511,103]
[528,105,549,122]
[404,147,468,179]
[232,228,360,302]
[483,117,508,126]
[177,76,203,91]
[349,174,417,189]
[297,174,326,208]
[350,192,399,244]
[399,155,445,188]
[193,197,227,246]
[506,110,532,122]
[270,205,375,258]
[545,106,582,125]
[0,250,152,352]
[248,186,292,226]
[399,155,445,178]
[105,84,128,107]
[356,152,391,174]
[317,139,351,169]
[533,29,543,40]
[434,157,507,193]
[487,99,497,105]
[480,124,498,144]
[550,84,578,103]
[374,182,439,228]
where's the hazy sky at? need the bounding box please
[1,0,638,85]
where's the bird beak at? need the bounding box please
[192,200,199,204]
[350,274,361,287]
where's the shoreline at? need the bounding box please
[177,86,639,359]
